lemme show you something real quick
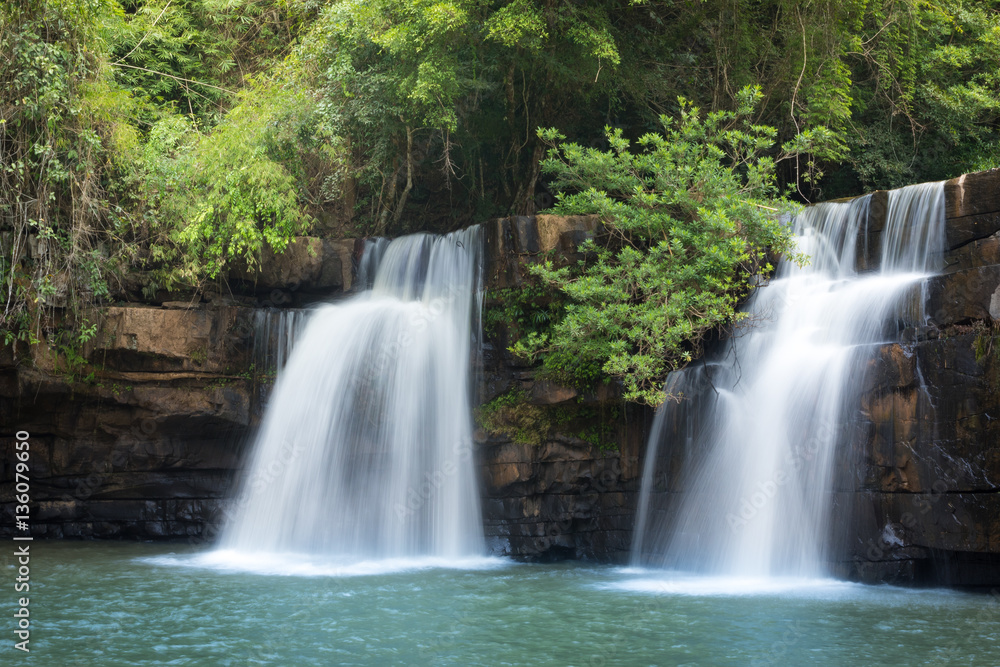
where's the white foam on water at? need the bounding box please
[602,572,863,598]
[142,550,509,578]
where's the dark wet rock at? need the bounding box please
[0,303,256,541]
[835,172,1000,584]
[942,232,1000,274]
[3,186,1000,589]
[510,216,539,254]
[1,215,641,551]
[232,235,357,295]
[644,170,1000,586]
[924,266,1000,326]
[477,333,650,562]
[529,381,579,405]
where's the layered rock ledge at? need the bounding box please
[2,171,1000,586]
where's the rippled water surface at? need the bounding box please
[8,543,999,665]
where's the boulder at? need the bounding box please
[924,265,1000,326]
[529,380,578,405]
[944,169,1000,219]
[236,236,356,293]
[535,214,599,253]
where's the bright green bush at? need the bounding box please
[517,87,811,406]
[144,69,342,285]
[0,0,328,344]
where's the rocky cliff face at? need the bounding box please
[476,213,649,562]
[0,303,259,540]
[3,174,999,585]
[832,170,1000,586]
[0,234,360,540]
[0,216,649,559]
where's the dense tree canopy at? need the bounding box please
[2,0,999,392]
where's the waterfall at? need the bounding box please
[252,308,308,374]
[631,182,945,578]
[220,226,485,562]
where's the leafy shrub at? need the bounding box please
[516,87,810,406]
[143,69,344,285]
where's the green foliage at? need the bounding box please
[478,389,549,447]
[972,320,1000,366]
[0,0,137,344]
[477,388,620,450]
[1,0,324,346]
[484,285,561,338]
[485,279,605,391]
[302,0,626,232]
[286,0,1000,230]
[519,87,800,406]
[305,0,482,232]
[49,318,100,381]
[111,0,315,126]
[4,0,1000,365]
[143,67,340,285]
[843,0,1000,189]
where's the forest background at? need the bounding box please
[2,0,998,404]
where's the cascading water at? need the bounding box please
[631,182,945,579]
[252,308,307,374]
[217,226,485,565]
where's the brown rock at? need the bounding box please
[485,461,534,492]
[237,236,353,293]
[857,190,888,272]
[539,440,591,462]
[530,381,578,405]
[259,237,326,289]
[484,218,521,288]
[327,239,357,291]
[924,265,1000,326]
[536,214,599,253]
[511,216,539,254]
[945,211,1000,251]
[95,305,246,373]
[942,231,1000,273]
[867,190,889,234]
[944,169,1000,219]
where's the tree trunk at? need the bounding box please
[391,126,414,229]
